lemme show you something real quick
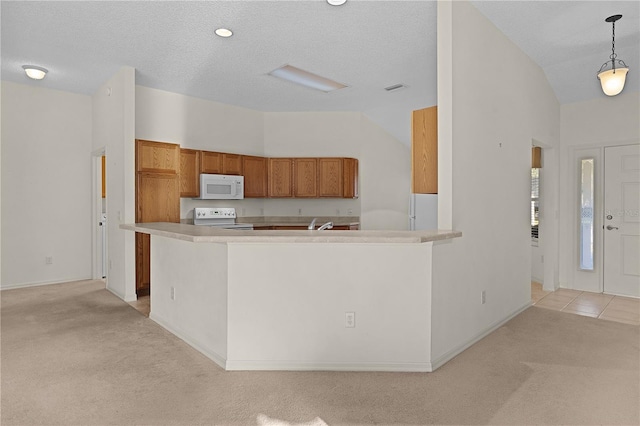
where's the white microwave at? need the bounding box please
[199,174,244,199]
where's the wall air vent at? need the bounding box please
[384,84,406,92]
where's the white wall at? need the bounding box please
[151,238,228,368]
[1,82,93,288]
[226,242,432,370]
[359,114,411,230]
[135,86,264,154]
[135,86,266,219]
[559,92,640,290]
[531,244,544,283]
[92,67,137,301]
[432,1,560,362]
[150,237,434,371]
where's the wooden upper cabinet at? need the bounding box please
[242,155,268,198]
[201,151,222,174]
[317,157,359,199]
[293,158,318,197]
[268,157,358,199]
[318,158,343,197]
[222,153,243,175]
[268,158,294,198]
[136,139,180,174]
[180,149,200,198]
[342,158,359,199]
[412,106,438,194]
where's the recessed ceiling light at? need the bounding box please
[215,28,233,38]
[327,0,347,5]
[269,65,348,93]
[22,65,48,80]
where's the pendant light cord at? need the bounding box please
[610,20,617,71]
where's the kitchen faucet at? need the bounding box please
[308,218,317,230]
[317,221,334,231]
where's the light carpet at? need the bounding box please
[1,280,639,425]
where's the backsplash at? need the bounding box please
[181,197,361,220]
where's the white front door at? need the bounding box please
[604,144,640,297]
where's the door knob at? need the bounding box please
[606,225,619,230]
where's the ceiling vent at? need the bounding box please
[384,84,406,92]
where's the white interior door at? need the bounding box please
[604,144,640,297]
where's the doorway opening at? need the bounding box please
[531,145,544,287]
[92,148,107,281]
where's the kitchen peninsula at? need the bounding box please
[121,222,461,372]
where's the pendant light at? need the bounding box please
[597,15,629,97]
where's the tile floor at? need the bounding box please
[127,295,150,317]
[531,282,640,326]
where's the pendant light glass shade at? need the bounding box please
[598,66,629,96]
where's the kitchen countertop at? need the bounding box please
[121,222,461,244]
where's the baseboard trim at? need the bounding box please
[225,360,433,372]
[150,313,432,372]
[149,313,227,370]
[105,285,137,302]
[430,301,531,371]
[106,285,126,300]
[0,277,93,291]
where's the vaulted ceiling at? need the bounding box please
[2,1,638,145]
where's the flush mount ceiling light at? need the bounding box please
[22,65,48,80]
[597,15,629,96]
[269,64,348,93]
[327,0,347,5]
[215,28,233,38]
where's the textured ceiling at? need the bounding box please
[1,1,638,146]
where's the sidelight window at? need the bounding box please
[579,158,595,271]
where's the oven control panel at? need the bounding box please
[194,207,236,219]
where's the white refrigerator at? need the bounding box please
[409,194,438,230]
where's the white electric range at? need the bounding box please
[193,207,253,230]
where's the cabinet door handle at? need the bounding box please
[606,225,619,230]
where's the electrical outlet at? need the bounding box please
[336,209,341,215]
[298,208,302,215]
[170,287,176,300]
[45,256,53,265]
[345,312,355,328]
[481,290,486,305]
